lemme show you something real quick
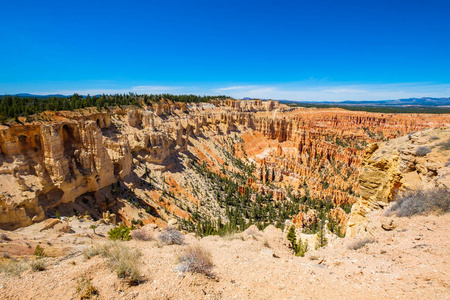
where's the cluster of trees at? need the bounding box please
[179,158,302,236]
[182,157,348,239]
[287,226,309,256]
[0,93,229,121]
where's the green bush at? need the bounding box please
[34,245,46,258]
[108,224,131,241]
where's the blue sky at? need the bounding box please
[1,0,449,101]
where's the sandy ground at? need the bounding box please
[0,212,449,300]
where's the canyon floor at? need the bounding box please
[0,210,449,300]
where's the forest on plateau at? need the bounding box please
[0,93,229,122]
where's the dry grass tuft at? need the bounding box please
[347,237,376,250]
[131,228,153,241]
[84,241,142,284]
[0,259,29,276]
[175,245,214,276]
[385,187,450,217]
[30,259,46,272]
[158,227,184,246]
[76,277,98,299]
[222,233,241,241]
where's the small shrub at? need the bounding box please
[386,187,450,217]
[158,227,184,246]
[34,245,46,258]
[263,239,270,248]
[108,224,131,241]
[30,259,46,272]
[348,237,376,250]
[175,245,214,276]
[76,277,98,300]
[415,146,431,156]
[89,225,98,235]
[437,138,450,151]
[131,228,153,241]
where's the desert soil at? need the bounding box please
[1,210,449,300]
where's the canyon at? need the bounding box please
[0,99,448,236]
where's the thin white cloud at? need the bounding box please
[214,85,259,92]
[215,82,450,101]
[323,88,368,94]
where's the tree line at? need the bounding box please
[0,93,229,122]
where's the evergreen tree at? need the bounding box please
[287,226,298,252]
[296,236,309,257]
[315,219,328,249]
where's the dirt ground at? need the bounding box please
[0,211,449,300]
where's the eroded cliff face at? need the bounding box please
[0,99,448,231]
[0,113,123,229]
[346,126,450,236]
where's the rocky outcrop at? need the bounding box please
[292,210,318,229]
[346,126,450,236]
[0,113,125,229]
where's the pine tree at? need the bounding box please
[296,237,309,257]
[287,226,298,253]
[287,226,309,256]
[315,219,328,249]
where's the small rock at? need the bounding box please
[38,218,61,232]
[381,218,396,231]
[54,222,71,233]
[260,248,276,258]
